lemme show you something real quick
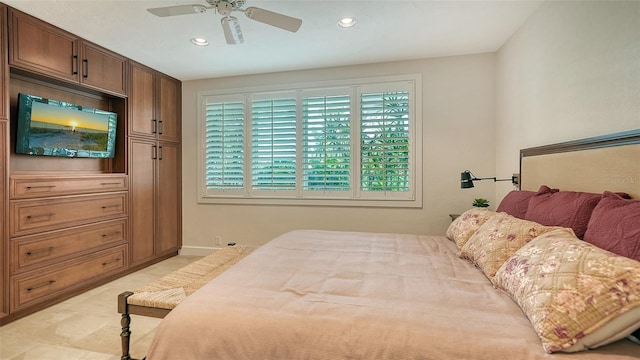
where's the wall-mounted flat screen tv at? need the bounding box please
[15,93,117,158]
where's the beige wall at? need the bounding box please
[181,1,639,251]
[181,54,499,252]
[495,0,640,200]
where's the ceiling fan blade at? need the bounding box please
[147,4,207,17]
[221,16,244,45]
[243,6,302,33]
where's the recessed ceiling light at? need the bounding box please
[190,37,209,46]
[337,17,357,28]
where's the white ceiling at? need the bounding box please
[3,0,542,81]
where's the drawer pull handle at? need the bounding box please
[100,182,121,186]
[26,247,55,256]
[101,204,120,210]
[27,280,56,292]
[26,213,55,220]
[102,258,122,266]
[101,231,122,238]
[25,185,56,190]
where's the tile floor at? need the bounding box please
[0,255,201,360]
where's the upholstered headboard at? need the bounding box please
[520,129,640,199]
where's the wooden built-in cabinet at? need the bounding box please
[1,121,7,320]
[129,62,181,142]
[8,174,128,312]
[129,139,181,266]
[128,61,182,267]
[128,139,155,264]
[1,3,9,321]
[8,8,127,96]
[156,142,180,255]
[0,4,182,325]
[12,245,127,311]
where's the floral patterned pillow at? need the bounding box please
[494,229,640,353]
[445,208,496,249]
[457,213,563,281]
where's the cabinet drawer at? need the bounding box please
[11,245,127,311]
[10,174,127,199]
[11,219,127,273]
[10,193,127,237]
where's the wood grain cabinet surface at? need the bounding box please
[10,245,127,311]
[128,61,182,267]
[8,8,127,96]
[10,174,127,199]
[129,62,181,141]
[10,192,128,237]
[10,219,127,273]
[1,3,181,325]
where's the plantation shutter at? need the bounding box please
[360,89,411,193]
[198,76,419,206]
[251,96,297,191]
[204,99,245,190]
[302,93,351,191]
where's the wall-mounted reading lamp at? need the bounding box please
[460,170,519,189]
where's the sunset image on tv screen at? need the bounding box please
[29,101,111,152]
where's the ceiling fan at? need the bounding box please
[147,0,302,45]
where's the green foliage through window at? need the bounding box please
[200,78,418,204]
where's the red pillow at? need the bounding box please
[583,191,640,261]
[524,186,600,239]
[496,190,536,219]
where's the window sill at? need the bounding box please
[198,195,422,208]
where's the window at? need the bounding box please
[251,94,297,193]
[198,75,422,207]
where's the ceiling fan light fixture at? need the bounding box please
[147,1,303,44]
[190,37,209,46]
[337,17,357,28]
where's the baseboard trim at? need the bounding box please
[178,246,223,256]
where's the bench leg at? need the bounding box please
[120,312,132,360]
[118,291,134,360]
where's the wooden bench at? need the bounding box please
[117,245,258,360]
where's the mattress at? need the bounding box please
[146,230,639,359]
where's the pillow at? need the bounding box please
[525,187,601,239]
[457,212,565,281]
[496,190,536,219]
[445,208,496,249]
[494,229,640,353]
[583,191,640,261]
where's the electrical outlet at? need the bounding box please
[215,236,222,246]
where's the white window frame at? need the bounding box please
[197,74,422,208]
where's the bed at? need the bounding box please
[144,129,640,359]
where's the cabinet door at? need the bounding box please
[8,9,79,83]
[129,62,156,138]
[1,121,7,318]
[157,74,181,142]
[0,5,7,120]
[129,139,156,265]
[80,41,127,96]
[156,142,181,255]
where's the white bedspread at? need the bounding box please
[147,230,639,359]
